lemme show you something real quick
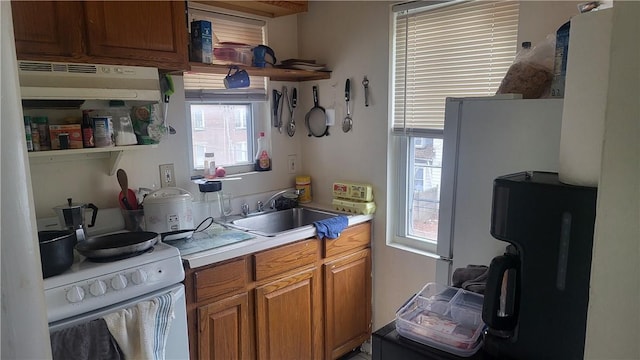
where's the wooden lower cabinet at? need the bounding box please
[324,248,372,360]
[198,292,251,360]
[186,222,372,360]
[255,267,323,360]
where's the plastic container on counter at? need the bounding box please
[296,175,312,203]
[254,132,271,171]
[395,283,485,357]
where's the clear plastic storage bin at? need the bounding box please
[395,283,485,357]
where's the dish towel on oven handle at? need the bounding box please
[313,215,349,240]
[103,291,176,360]
[50,318,124,360]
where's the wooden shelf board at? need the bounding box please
[188,62,331,82]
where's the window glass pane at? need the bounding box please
[408,137,443,241]
[390,1,519,256]
[190,103,252,169]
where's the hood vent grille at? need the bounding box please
[19,61,98,74]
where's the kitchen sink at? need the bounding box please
[226,208,338,236]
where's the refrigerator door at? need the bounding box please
[436,97,564,283]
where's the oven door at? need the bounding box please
[49,283,188,360]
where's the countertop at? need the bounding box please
[170,205,373,269]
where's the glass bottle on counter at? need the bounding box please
[204,152,216,179]
[254,132,271,171]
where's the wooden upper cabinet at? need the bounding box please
[84,1,188,70]
[191,1,307,18]
[11,1,188,71]
[11,1,84,58]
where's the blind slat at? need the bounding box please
[393,1,519,132]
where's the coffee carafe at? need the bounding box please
[482,172,597,360]
[53,198,98,243]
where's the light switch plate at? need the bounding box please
[287,154,297,174]
[159,163,176,188]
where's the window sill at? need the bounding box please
[386,236,444,260]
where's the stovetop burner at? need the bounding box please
[85,246,154,263]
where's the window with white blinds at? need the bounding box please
[184,6,267,99]
[392,0,520,134]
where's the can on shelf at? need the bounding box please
[92,116,114,148]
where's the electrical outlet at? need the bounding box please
[287,155,297,174]
[159,164,176,188]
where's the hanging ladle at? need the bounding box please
[342,79,353,132]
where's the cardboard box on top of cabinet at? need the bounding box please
[191,20,212,64]
[49,124,82,149]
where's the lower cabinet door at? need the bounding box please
[198,292,251,360]
[255,267,323,360]
[324,248,372,359]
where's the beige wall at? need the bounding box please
[297,0,582,330]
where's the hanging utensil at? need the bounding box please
[272,89,282,132]
[287,87,297,137]
[160,74,176,134]
[305,85,329,137]
[342,79,353,133]
[362,76,370,107]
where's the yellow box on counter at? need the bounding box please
[332,181,374,202]
[332,198,376,215]
[49,124,82,149]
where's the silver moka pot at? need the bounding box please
[53,198,98,243]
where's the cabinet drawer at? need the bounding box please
[194,258,247,303]
[324,222,371,258]
[254,239,319,282]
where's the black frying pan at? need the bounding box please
[305,85,329,137]
[75,231,159,259]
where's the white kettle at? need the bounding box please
[143,187,194,234]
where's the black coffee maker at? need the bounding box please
[482,171,597,360]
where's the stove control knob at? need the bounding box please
[89,280,107,296]
[131,269,148,285]
[66,285,85,303]
[111,274,128,290]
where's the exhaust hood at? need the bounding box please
[18,61,162,102]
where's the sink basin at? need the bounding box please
[227,208,338,236]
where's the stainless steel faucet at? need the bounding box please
[265,188,304,210]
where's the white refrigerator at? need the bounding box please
[435,96,564,284]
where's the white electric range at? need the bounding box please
[39,208,189,359]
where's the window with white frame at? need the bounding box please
[184,5,268,174]
[390,0,519,254]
